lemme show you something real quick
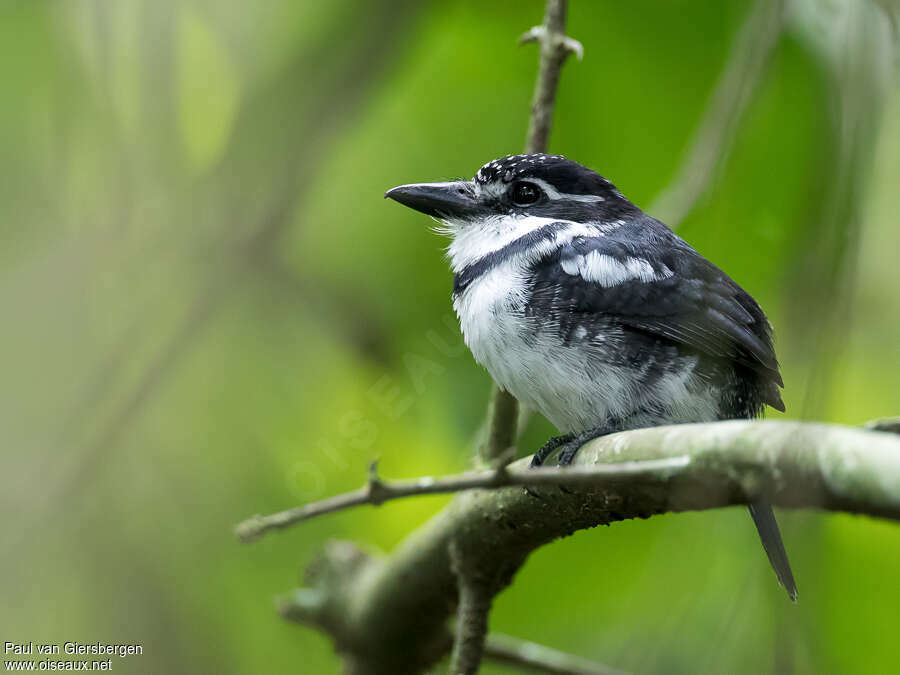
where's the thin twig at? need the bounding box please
[483,387,521,465]
[522,0,583,154]
[484,633,626,675]
[482,0,582,466]
[649,0,786,226]
[235,457,689,542]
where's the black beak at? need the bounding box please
[385,181,479,220]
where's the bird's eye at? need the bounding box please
[510,181,542,206]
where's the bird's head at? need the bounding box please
[386,154,637,271]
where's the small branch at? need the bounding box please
[235,457,689,542]
[519,25,584,60]
[449,543,495,675]
[450,581,489,675]
[482,387,523,465]
[649,0,786,226]
[484,633,625,675]
[522,0,582,154]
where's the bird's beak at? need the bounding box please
[385,181,479,220]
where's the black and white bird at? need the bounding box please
[386,153,796,601]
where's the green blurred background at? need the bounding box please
[2,0,899,673]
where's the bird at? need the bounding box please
[385,153,797,601]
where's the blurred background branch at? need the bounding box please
[482,633,625,675]
[649,0,787,226]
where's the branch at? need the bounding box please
[648,0,786,226]
[278,587,620,675]
[237,416,900,541]
[482,385,521,465]
[481,0,582,466]
[450,581,489,675]
[235,457,689,542]
[521,0,583,155]
[449,542,496,675]
[484,633,625,675]
[264,420,900,674]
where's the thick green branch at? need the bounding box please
[275,420,900,674]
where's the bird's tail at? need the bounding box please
[748,502,798,602]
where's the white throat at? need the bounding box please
[443,215,567,273]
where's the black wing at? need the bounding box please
[529,228,785,410]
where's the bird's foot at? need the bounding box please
[527,426,614,496]
[525,433,574,498]
[556,426,615,493]
[529,425,615,468]
[556,425,615,466]
[529,433,575,468]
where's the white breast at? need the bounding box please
[446,216,719,433]
[453,262,624,432]
[454,264,719,433]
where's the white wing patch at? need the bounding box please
[561,251,672,287]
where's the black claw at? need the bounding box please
[556,442,581,467]
[529,432,575,468]
[557,425,616,467]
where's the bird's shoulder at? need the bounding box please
[526,216,784,399]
